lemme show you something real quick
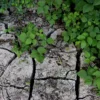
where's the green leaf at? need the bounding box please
[94,0,100,5]
[44,5,49,14]
[54,0,62,8]
[86,0,94,3]
[52,14,57,20]
[46,14,51,21]
[39,29,43,33]
[25,38,32,45]
[75,1,86,11]
[88,21,92,26]
[97,41,100,49]
[31,50,38,58]
[49,19,55,25]
[83,4,94,13]
[93,71,100,77]
[31,50,44,63]
[90,56,96,61]
[75,41,81,46]
[17,51,22,58]
[85,58,91,63]
[41,41,47,47]
[94,27,99,33]
[92,39,97,46]
[96,35,100,40]
[84,51,91,58]
[64,36,69,42]
[62,31,66,36]
[82,32,88,37]
[95,78,100,89]
[36,54,45,63]
[85,79,92,85]
[91,48,97,54]
[81,40,87,49]
[87,67,96,76]
[33,27,38,32]
[77,70,87,79]
[12,46,22,57]
[47,38,54,44]
[32,39,37,46]
[77,35,85,40]
[87,26,93,32]
[0,8,5,13]
[81,16,87,22]
[19,33,27,42]
[37,47,47,54]
[39,34,46,40]
[29,33,35,39]
[85,76,92,85]
[37,7,44,14]
[87,37,93,45]
[38,0,45,6]
[90,31,96,38]
[94,66,98,70]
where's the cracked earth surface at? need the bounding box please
[0,15,100,100]
[0,35,76,100]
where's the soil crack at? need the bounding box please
[35,76,75,81]
[28,58,36,100]
[75,49,82,100]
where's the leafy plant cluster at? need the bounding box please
[35,0,100,64]
[0,0,34,14]
[12,23,54,63]
[78,66,100,95]
[37,0,63,25]
[62,0,100,64]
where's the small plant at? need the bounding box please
[37,0,62,25]
[0,0,34,14]
[12,22,54,63]
[78,66,100,95]
[62,0,100,64]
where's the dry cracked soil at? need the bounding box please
[0,11,100,100]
